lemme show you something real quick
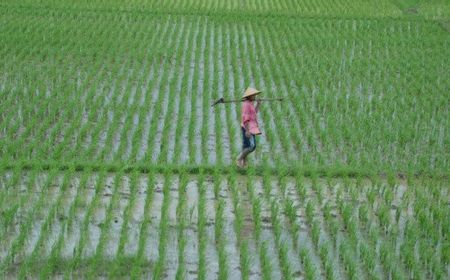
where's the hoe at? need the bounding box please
[211,97,283,107]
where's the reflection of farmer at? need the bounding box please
[236,87,262,168]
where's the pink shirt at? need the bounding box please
[241,100,261,135]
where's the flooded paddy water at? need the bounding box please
[0,169,447,279]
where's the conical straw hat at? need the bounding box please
[242,87,261,100]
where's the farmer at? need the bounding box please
[236,87,262,168]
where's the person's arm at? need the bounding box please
[255,99,260,113]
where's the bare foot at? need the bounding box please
[236,159,244,168]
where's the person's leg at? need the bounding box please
[240,134,256,166]
[236,127,250,167]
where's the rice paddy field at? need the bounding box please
[0,0,449,279]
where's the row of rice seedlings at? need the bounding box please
[226,173,250,279]
[152,172,172,279]
[86,170,121,276]
[169,22,197,164]
[128,53,154,163]
[211,24,227,165]
[174,173,189,279]
[69,170,107,275]
[210,172,229,280]
[108,170,140,276]
[171,20,197,165]
[157,20,190,164]
[219,23,241,161]
[202,22,216,165]
[187,22,206,165]
[130,171,156,277]
[196,172,208,279]
[203,22,220,165]
[245,174,273,280]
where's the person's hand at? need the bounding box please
[245,130,251,138]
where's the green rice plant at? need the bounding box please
[157,21,189,164]
[172,21,196,165]
[196,171,207,280]
[311,218,321,247]
[70,169,107,275]
[338,242,359,280]
[88,171,124,277]
[300,247,317,280]
[259,241,272,280]
[130,170,156,278]
[118,172,139,251]
[228,172,252,279]
[175,172,188,280]
[40,168,82,278]
[319,241,337,279]
[152,171,172,279]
